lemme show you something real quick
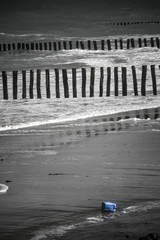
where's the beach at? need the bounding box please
[0,109,160,240]
[0,0,160,239]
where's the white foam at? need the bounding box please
[0,33,54,38]
[152,129,160,132]
[30,224,77,240]
[86,216,104,223]
[122,200,160,214]
[118,117,151,123]
[0,184,9,194]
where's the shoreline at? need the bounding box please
[0,106,160,135]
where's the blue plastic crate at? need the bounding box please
[102,202,116,212]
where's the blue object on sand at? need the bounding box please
[102,202,116,212]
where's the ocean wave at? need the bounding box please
[0,33,54,38]
[0,105,159,133]
[0,33,159,40]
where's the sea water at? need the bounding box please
[0,33,160,134]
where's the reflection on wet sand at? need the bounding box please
[0,107,159,157]
[23,107,160,138]
[60,107,160,140]
[2,107,160,139]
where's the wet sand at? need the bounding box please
[0,111,160,239]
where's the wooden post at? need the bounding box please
[114,67,118,96]
[144,38,147,47]
[150,37,154,47]
[122,67,127,96]
[90,67,95,97]
[114,39,118,49]
[3,44,6,51]
[2,71,8,100]
[58,41,61,50]
[62,69,69,98]
[150,65,157,95]
[141,65,147,96]
[44,42,48,50]
[106,67,111,96]
[53,42,57,51]
[55,69,60,98]
[46,69,50,98]
[156,37,160,48]
[93,41,97,50]
[39,43,43,51]
[119,39,123,49]
[80,41,85,50]
[25,43,29,50]
[7,43,11,51]
[63,41,67,50]
[127,39,130,49]
[69,41,72,50]
[82,68,86,97]
[88,40,91,50]
[49,42,52,50]
[107,39,111,50]
[72,68,77,98]
[35,43,39,50]
[76,41,79,49]
[12,43,16,50]
[101,40,105,50]
[131,66,138,96]
[99,67,104,97]
[36,69,41,98]
[138,38,142,47]
[31,43,34,50]
[22,43,25,50]
[22,70,26,99]
[13,71,18,99]
[131,38,135,48]
[17,43,21,50]
[30,70,34,99]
